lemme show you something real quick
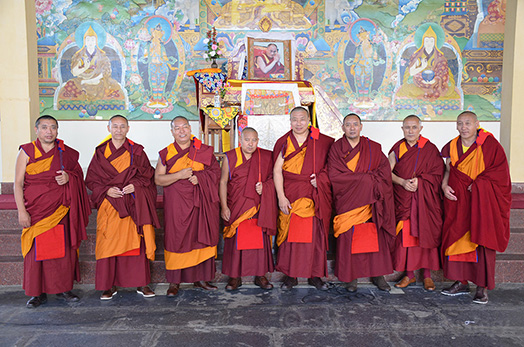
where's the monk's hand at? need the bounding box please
[467,184,472,192]
[278,195,292,215]
[18,210,31,228]
[310,174,317,188]
[188,174,199,185]
[403,178,418,192]
[55,170,69,185]
[107,187,123,198]
[177,167,193,180]
[122,184,135,195]
[221,206,231,222]
[443,185,457,201]
[255,182,263,195]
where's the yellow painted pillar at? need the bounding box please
[0,0,39,183]
[501,0,524,182]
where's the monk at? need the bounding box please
[86,115,159,300]
[441,111,511,304]
[254,43,285,79]
[328,113,395,292]
[388,115,443,291]
[155,116,220,296]
[219,127,277,291]
[273,106,334,290]
[14,115,90,308]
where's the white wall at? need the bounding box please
[361,121,500,155]
[58,120,500,173]
[59,120,200,171]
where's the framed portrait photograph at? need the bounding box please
[247,37,292,80]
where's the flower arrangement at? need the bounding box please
[203,26,223,61]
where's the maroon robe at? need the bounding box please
[328,136,395,282]
[86,139,159,290]
[441,130,511,289]
[273,129,334,278]
[389,137,443,272]
[159,140,220,283]
[20,139,90,296]
[222,148,277,277]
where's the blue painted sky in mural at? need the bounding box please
[392,0,422,27]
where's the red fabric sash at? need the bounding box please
[351,223,379,254]
[236,218,264,250]
[402,219,419,248]
[449,250,478,263]
[118,248,140,257]
[287,214,313,243]
[35,225,65,261]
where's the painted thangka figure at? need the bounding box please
[56,22,126,112]
[343,19,386,109]
[139,18,178,111]
[395,23,462,109]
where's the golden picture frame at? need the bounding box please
[247,37,292,80]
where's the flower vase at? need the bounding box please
[211,58,218,68]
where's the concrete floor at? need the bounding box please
[0,282,523,347]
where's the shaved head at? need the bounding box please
[108,115,128,126]
[241,127,258,137]
[343,113,361,124]
[457,111,478,121]
[35,115,58,128]
[403,114,421,125]
[171,116,189,128]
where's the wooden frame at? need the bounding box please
[247,37,292,80]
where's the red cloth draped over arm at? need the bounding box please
[441,132,511,253]
[389,137,444,248]
[21,140,90,252]
[328,136,395,238]
[273,130,334,237]
[85,139,159,230]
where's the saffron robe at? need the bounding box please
[222,147,277,277]
[328,136,395,282]
[20,139,90,296]
[86,139,159,290]
[389,137,443,272]
[272,129,334,278]
[159,140,220,283]
[441,129,511,289]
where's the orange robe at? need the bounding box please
[86,139,159,290]
[20,139,90,296]
[441,129,511,289]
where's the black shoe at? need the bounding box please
[346,279,358,293]
[26,293,47,308]
[56,291,80,302]
[372,276,391,291]
[441,281,470,296]
[281,276,298,291]
[472,286,488,304]
[308,277,328,291]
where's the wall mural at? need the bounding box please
[36,0,505,121]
